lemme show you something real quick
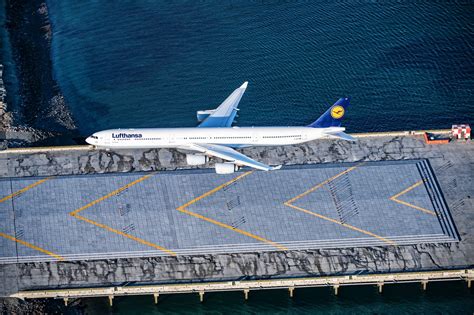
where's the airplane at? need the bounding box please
[86,82,355,174]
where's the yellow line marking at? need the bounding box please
[178,172,251,210]
[0,176,63,260]
[70,174,154,216]
[69,173,177,256]
[177,172,288,251]
[390,180,424,200]
[72,214,177,256]
[0,178,51,203]
[285,203,397,245]
[389,180,436,216]
[284,163,396,246]
[391,198,435,216]
[0,232,65,261]
[176,207,288,250]
[286,165,359,204]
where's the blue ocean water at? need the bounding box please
[46,1,473,136]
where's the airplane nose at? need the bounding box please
[85,137,93,145]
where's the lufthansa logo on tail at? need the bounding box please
[330,105,345,119]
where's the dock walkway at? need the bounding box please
[11,269,473,304]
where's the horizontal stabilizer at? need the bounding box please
[327,131,357,141]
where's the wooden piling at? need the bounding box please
[377,282,384,293]
[289,287,294,298]
[421,280,428,291]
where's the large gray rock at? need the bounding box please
[0,135,464,177]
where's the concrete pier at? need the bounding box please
[11,269,472,301]
[0,132,472,300]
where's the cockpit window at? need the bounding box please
[90,135,98,139]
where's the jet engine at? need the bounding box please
[215,162,239,174]
[186,154,208,166]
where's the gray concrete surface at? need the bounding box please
[0,160,458,264]
[0,135,473,296]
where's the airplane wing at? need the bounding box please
[184,143,281,171]
[197,82,248,128]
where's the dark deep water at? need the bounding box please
[2,0,473,313]
[45,1,473,136]
[81,281,473,314]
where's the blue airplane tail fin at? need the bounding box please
[308,97,351,128]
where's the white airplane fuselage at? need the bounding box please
[85,82,353,173]
[86,126,344,149]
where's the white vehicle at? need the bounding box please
[86,82,355,174]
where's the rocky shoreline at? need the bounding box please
[0,297,82,315]
[0,1,85,313]
[0,63,58,147]
[0,0,79,149]
[0,64,11,149]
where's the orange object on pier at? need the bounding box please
[424,132,449,145]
